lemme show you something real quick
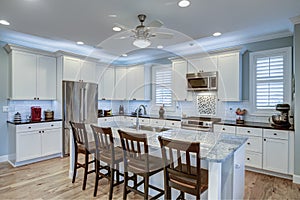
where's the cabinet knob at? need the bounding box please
[37,97,39,100]
[101,98,106,100]
[222,128,225,131]
[42,130,44,133]
[247,130,250,133]
[132,98,136,100]
[51,124,54,127]
[172,123,174,125]
[28,127,31,129]
[264,139,266,141]
[247,158,250,160]
[274,133,277,136]
[247,142,250,145]
[39,131,41,133]
[34,97,36,100]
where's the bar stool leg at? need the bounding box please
[109,167,115,200]
[123,172,128,200]
[72,150,78,183]
[93,160,99,197]
[144,175,149,200]
[82,153,89,190]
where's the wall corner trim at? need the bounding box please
[0,155,8,163]
[293,174,300,184]
[290,15,300,25]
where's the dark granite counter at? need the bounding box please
[7,119,62,125]
[98,114,182,121]
[216,120,294,131]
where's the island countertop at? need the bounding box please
[98,121,248,163]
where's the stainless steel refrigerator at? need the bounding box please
[62,80,98,156]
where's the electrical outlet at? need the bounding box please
[2,106,9,113]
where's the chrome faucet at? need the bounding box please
[136,105,147,130]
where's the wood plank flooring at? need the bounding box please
[0,157,300,199]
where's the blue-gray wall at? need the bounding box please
[0,42,9,157]
[241,36,293,100]
[293,24,300,177]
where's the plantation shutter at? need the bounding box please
[255,55,284,109]
[155,67,172,106]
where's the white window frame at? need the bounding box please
[151,64,175,111]
[249,47,292,116]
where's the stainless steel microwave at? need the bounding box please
[186,71,218,91]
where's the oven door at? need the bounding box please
[187,77,209,91]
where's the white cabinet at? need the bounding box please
[188,55,218,73]
[98,117,114,125]
[98,67,115,100]
[126,65,146,100]
[114,67,127,100]
[150,119,166,127]
[236,127,263,169]
[62,56,97,83]
[165,120,181,128]
[217,52,242,101]
[172,60,192,101]
[6,47,57,100]
[8,121,62,166]
[263,129,289,174]
[213,124,236,134]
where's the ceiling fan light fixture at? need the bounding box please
[112,26,122,32]
[0,19,10,26]
[133,38,151,48]
[213,32,222,37]
[178,0,190,8]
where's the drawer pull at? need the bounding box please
[172,123,174,125]
[28,127,31,129]
[247,158,250,160]
[264,139,266,141]
[39,131,41,133]
[247,142,250,145]
[247,130,250,133]
[222,128,225,131]
[51,124,54,127]
[274,133,277,136]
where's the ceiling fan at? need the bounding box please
[115,14,174,48]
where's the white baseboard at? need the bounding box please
[0,155,8,163]
[293,174,300,184]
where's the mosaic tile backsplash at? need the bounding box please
[197,94,217,115]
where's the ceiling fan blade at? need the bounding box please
[152,32,174,39]
[114,35,132,39]
[147,20,163,28]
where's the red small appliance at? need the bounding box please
[31,106,42,121]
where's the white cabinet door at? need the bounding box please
[37,55,57,100]
[42,128,62,156]
[11,51,37,99]
[126,66,145,100]
[188,56,218,73]
[63,57,82,81]
[114,67,127,100]
[81,61,97,83]
[172,60,192,101]
[100,68,115,100]
[218,52,241,101]
[263,137,288,174]
[213,124,236,134]
[16,131,41,162]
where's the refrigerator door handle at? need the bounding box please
[80,87,83,122]
[83,88,87,122]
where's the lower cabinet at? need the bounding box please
[8,121,62,166]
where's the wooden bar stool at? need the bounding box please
[90,125,124,199]
[158,136,209,200]
[118,129,165,200]
[69,121,96,190]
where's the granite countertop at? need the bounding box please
[100,121,247,163]
[216,120,294,131]
[98,114,182,121]
[7,118,62,125]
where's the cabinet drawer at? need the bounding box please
[213,124,236,134]
[150,119,165,126]
[165,120,181,128]
[244,137,263,153]
[245,152,262,169]
[236,127,262,137]
[263,129,288,140]
[139,118,150,125]
[41,121,62,129]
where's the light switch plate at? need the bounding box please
[2,106,9,113]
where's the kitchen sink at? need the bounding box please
[129,125,170,132]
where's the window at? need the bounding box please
[152,65,173,107]
[250,47,292,114]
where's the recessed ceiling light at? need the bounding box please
[112,26,122,32]
[0,20,10,26]
[178,0,191,8]
[108,14,117,18]
[157,45,164,49]
[121,54,128,57]
[213,32,222,37]
[76,41,84,45]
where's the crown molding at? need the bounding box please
[290,15,300,25]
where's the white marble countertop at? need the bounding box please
[98,121,248,163]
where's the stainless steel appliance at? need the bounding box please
[181,117,221,132]
[62,81,98,155]
[186,71,218,91]
[271,104,291,128]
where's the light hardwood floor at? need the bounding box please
[0,157,300,199]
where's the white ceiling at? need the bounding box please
[0,0,300,65]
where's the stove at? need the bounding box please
[181,117,221,132]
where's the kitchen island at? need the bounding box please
[69,121,247,200]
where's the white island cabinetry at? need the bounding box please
[8,121,62,167]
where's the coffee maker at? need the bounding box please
[271,104,291,128]
[31,106,42,121]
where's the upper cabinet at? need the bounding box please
[62,56,97,83]
[5,45,57,100]
[188,55,218,73]
[97,65,115,100]
[126,65,146,100]
[172,60,192,101]
[114,67,127,100]
[217,51,242,101]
